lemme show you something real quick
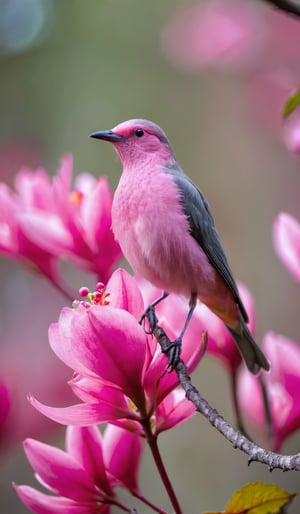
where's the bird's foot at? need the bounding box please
[139,304,158,335]
[162,338,182,369]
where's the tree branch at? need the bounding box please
[153,325,300,471]
[262,0,300,18]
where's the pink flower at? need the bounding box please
[0,155,122,297]
[162,0,263,73]
[15,423,143,513]
[283,109,300,155]
[29,269,204,437]
[273,212,300,282]
[0,382,10,429]
[237,332,300,450]
[0,179,66,295]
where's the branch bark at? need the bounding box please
[263,0,300,18]
[153,325,300,471]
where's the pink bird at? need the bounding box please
[90,119,269,374]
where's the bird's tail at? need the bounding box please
[226,312,270,375]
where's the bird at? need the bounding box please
[90,119,270,374]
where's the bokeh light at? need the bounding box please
[0,0,55,56]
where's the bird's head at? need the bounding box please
[90,119,175,167]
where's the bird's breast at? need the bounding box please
[111,166,216,296]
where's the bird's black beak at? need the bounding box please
[89,130,127,143]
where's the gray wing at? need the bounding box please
[167,167,248,322]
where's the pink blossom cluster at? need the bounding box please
[162,0,300,153]
[28,270,202,434]
[0,154,122,298]
[16,424,144,513]
[16,258,300,511]
[6,260,255,512]
[237,211,300,450]
[14,269,205,512]
[14,261,300,511]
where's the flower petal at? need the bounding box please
[69,375,136,420]
[69,305,147,405]
[52,154,73,217]
[155,389,195,434]
[106,269,144,319]
[66,426,112,495]
[283,109,300,155]
[104,425,143,492]
[0,381,10,426]
[15,168,53,210]
[23,439,97,501]
[14,485,91,514]
[273,212,300,282]
[48,309,95,378]
[80,177,122,281]
[29,396,130,426]
[18,211,73,254]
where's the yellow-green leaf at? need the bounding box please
[283,89,300,119]
[203,481,296,514]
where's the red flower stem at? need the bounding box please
[133,490,168,514]
[143,422,182,514]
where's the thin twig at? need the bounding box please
[262,0,300,18]
[133,491,168,514]
[153,325,300,471]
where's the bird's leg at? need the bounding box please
[140,291,169,334]
[162,292,197,367]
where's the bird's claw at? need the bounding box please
[162,338,182,369]
[140,302,182,372]
[139,305,158,334]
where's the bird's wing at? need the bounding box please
[167,168,248,322]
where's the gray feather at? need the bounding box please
[165,164,248,322]
[227,315,270,374]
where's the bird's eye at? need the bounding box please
[135,129,144,138]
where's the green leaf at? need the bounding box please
[283,89,300,119]
[203,481,296,514]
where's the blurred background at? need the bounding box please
[0,0,300,512]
